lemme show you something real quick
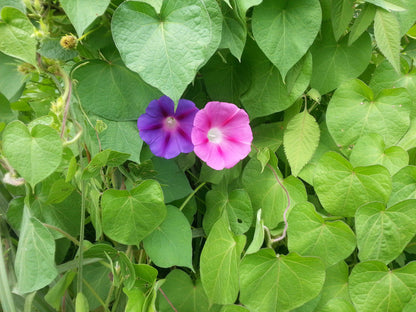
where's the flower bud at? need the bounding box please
[60,34,78,50]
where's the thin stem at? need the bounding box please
[266,163,290,243]
[0,231,16,312]
[60,72,72,138]
[158,288,178,312]
[77,142,87,294]
[42,223,80,246]
[179,182,206,211]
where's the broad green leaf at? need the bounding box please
[246,209,265,254]
[15,207,58,294]
[0,0,25,13]
[349,261,416,312]
[356,200,416,264]
[252,122,284,152]
[101,180,166,245]
[45,179,74,204]
[45,271,76,310]
[349,3,376,45]
[252,0,321,79]
[31,191,82,239]
[157,269,211,312]
[370,59,416,101]
[284,109,320,176]
[60,0,111,36]
[315,261,351,310]
[72,262,112,310]
[152,157,193,203]
[388,166,416,206]
[0,7,36,65]
[73,60,162,121]
[124,288,145,312]
[398,118,416,150]
[288,202,356,267]
[314,152,392,217]
[99,120,143,163]
[242,158,307,229]
[143,206,192,269]
[374,8,401,73]
[404,295,416,312]
[331,0,354,40]
[326,79,411,154]
[350,133,408,175]
[0,92,17,123]
[204,189,253,235]
[200,213,240,304]
[82,149,130,180]
[221,305,250,312]
[219,2,247,60]
[2,121,63,188]
[234,0,263,17]
[134,264,158,292]
[365,0,406,11]
[200,51,250,105]
[320,298,355,312]
[310,25,372,94]
[395,0,416,35]
[241,40,311,119]
[112,0,222,103]
[239,250,325,312]
[298,121,340,185]
[0,52,24,101]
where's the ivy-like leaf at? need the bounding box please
[349,261,416,312]
[284,109,320,176]
[239,249,325,312]
[252,0,321,78]
[101,180,167,245]
[356,200,416,264]
[288,202,356,267]
[60,0,111,36]
[314,152,392,217]
[111,0,222,103]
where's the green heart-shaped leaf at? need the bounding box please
[349,133,409,175]
[388,166,416,207]
[0,7,36,65]
[239,250,325,312]
[310,25,372,95]
[60,0,110,36]
[204,189,253,235]
[157,269,211,312]
[73,60,162,121]
[252,0,321,79]
[2,121,63,188]
[349,261,416,312]
[242,158,307,229]
[314,152,392,217]
[326,79,411,155]
[143,206,192,269]
[111,0,222,102]
[101,180,166,245]
[288,202,356,267]
[200,213,241,304]
[355,200,416,264]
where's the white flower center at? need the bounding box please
[207,128,223,144]
[164,116,177,130]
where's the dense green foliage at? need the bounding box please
[0,0,416,311]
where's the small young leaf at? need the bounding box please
[349,3,376,46]
[331,0,354,40]
[284,109,320,176]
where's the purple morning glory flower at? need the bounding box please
[137,95,199,159]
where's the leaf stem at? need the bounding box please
[179,182,206,211]
[41,223,80,246]
[77,142,87,294]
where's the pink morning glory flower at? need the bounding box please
[191,101,253,170]
[137,96,198,159]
